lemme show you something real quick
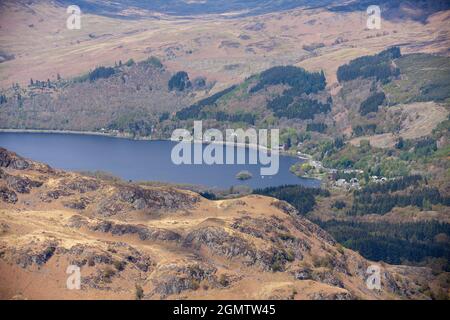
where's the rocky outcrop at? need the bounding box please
[0,169,43,194]
[289,214,336,246]
[64,244,114,267]
[183,226,295,271]
[271,200,298,216]
[0,148,200,219]
[68,216,181,242]
[42,189,73,201]
[0,148,443,300]
[271,199,336,245]
[309,291,354,300]
[0,148,30,170]
[97,185,200,216]
[63,197,91,210]
[62,242,153,272]
[91,220,182,242]
[0,186,17,203]
[149,262,217,298]
[59,178,100,194]
[184,226,258,262]
[5,240,58,268]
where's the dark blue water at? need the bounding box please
[0,132,320,189]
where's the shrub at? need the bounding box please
[219,274,230,287]
[271,261,283,272]
[360,92,386,115]
[142,56,163,69]
[307,122,328,133]
[285,250,295,262]
[125,59,135,67]
[332,200,346,210]
[135,284,144,300]
[102,266,116,282]
[200,191,217,200]
[312,255,333,269]
[89,66,116,82]
[113,260,126,271]
[169,71,191,91]
[190,279,200,290]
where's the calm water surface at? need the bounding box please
[0,132,320,189]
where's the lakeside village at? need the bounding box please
[279,143,390,191]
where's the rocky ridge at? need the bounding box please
[0,148,442,300]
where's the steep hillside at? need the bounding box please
[172,65,332,137]
[0,0,448,88]
[0,57,204,138]
[1,49,448,147]
[0,147,444,300]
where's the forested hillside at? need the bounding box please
[0,57,207,138]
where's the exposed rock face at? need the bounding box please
[5,241,58,268]
[64,244,114,267]
[0,148,29,170]
[60,178,100,194]
[0,169,42,194]
[99,185,200,215]
[0,149,199,217]
[272,200,336,245]
[150,262,217,297]
[0,186,17,203]
[0,148,442,300]
[92,184,200,216]
[69,216,182,242]
[184,226,261,265]
[45,189,73,200]
[63,197,90,210]
[309,292,354,300]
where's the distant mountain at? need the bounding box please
[53,0,450,19]
[56,0,336,17]
[330,0,450,23]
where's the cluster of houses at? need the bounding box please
[332,178,361,190]
[370,176,388,183]
[330,175,389,190]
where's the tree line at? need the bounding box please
[176,85,237,120]
[268,96,331,120]
[89,66,116,82]
[349,186,449,216]
[316,219,450,268]
[253,185,330,215]
[337,47,401,83]
[250,66,326,94]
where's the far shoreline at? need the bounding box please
[0,128,325,184]
[0,128,307,159]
